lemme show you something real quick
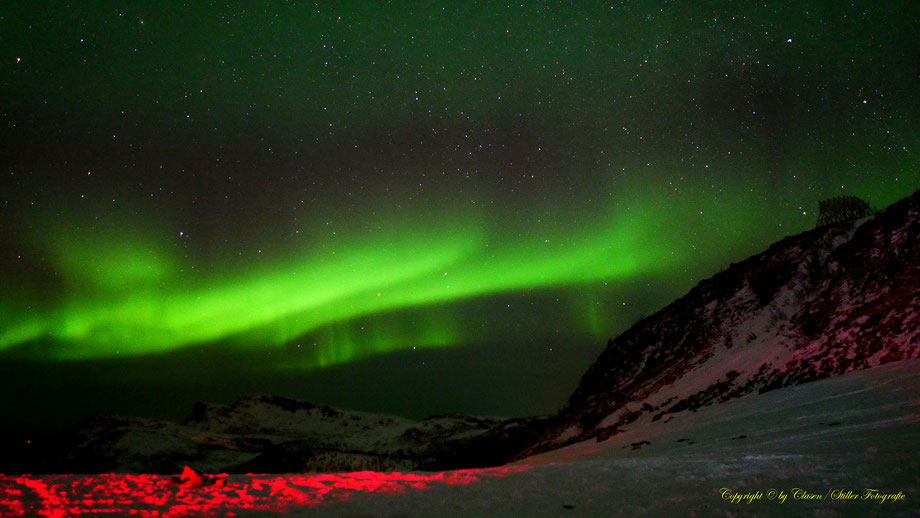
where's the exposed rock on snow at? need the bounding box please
[524,189,920,456]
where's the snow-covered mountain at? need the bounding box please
[523,188,919,456]
[35,395,546,474]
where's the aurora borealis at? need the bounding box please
[1,177,749,361]
[1,2,918,429]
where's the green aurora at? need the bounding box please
[4,173,914,367]
[2,178,765,365]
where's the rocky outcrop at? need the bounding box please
[521,189,920,456]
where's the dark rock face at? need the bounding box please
[521,189,920,456]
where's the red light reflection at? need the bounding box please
[0,465,526,516]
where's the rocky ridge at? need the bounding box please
[521,188,919,456]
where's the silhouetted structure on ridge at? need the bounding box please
[816,195,872,227]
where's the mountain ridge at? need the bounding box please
[520,188,919,456]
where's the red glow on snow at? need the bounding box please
[0,465,526,516]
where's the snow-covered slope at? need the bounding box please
[276,359,920,518]
[525,189,920,455]
[5,358,915,517]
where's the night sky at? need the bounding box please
[1,2,918,433]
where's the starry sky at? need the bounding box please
[1,1,918,433]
